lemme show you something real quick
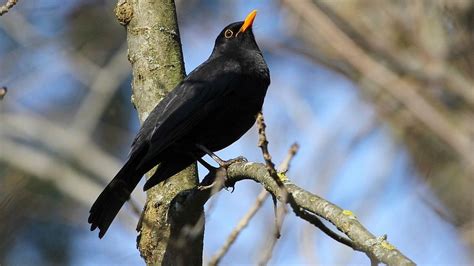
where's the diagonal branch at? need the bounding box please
[225,162,415,265]
[256,112,279,183]
[209,140,301,265]
[173,159,414,265]
[208,188,269,266]
[71,43,130,134]
[256,112,289,264]
[2,113,121,183]
[0,139,140,227]
[0,86,7,100]
[0,0,18,16]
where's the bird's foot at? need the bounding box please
[196,144,247,169]
[197,166,237,193]
[218,156,248,168]
[224,183,236,193]
[197,157,217,172]
[197,183,215,190]
[198,166,227,190]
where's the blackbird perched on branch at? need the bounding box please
[89,10,270,238]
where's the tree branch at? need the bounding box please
[173,160,414,265]
[255,112,289,264]
[208,188,269,266]
[0,0,18,16]
[170,111,413,265]
[0,86,7,100]
[209,141,301,265]
[225,162,415,265]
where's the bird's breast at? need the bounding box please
[190,75,268,152]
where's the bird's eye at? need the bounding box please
[224,29,233,39]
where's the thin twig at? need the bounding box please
[256,112,280,184]
[260,143,300,265]
[0,0,18,16]
[256,112,291,265]
[172,158,415,265]
[224,161,415,265]
[209,141,300,265]
[290,206,355,250]
[208,188,269,266]
[71,43,130,134]
[174,168,226,251]
[258,201,288,265]
[0,86,7,100]
[279,143,300,173]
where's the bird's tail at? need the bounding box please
[88,156,143,238]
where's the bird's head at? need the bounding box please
[213,10,260,56]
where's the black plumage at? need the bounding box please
[88,10,270,238]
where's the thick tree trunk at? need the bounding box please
[115,0,203,264]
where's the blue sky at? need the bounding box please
[1,1,471,265]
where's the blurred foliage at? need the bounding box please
[282,0,474,250]
[0,1,131,263]
[0,169,75,265]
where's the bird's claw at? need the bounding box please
[218,156,248,168]
[234,156,248,163]
[224,183,236,193]
[198,183,215,191]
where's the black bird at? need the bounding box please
[89,10,270,238]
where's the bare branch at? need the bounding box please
[0,0,18,16]
[71,43,130,134]
[258,198,288,265]
[256,112,290,264]
[209,141,300,265]
[172,157,414,265]
[208,188,269,266]
[224,161,415,265]
[2,113,121,182]
[203,117,360,264]
[279,143,300,173]
[0,86,7,100]
[256,112,280,184]
[0,138,142,224]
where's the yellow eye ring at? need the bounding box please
[224,29,233,39]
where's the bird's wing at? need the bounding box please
[130,58,241,158]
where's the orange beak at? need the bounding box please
[238,10,257,34]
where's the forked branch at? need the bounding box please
[174,113,414,265]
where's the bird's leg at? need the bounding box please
[193,155,224,190]
[198,166,228,191]
[196,144,247,168]
[197,157,216,172]
[196,144,227,166]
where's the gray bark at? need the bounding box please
[115,0,203,264]
[174,162,416,266]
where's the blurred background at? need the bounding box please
[1,0,473,264]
